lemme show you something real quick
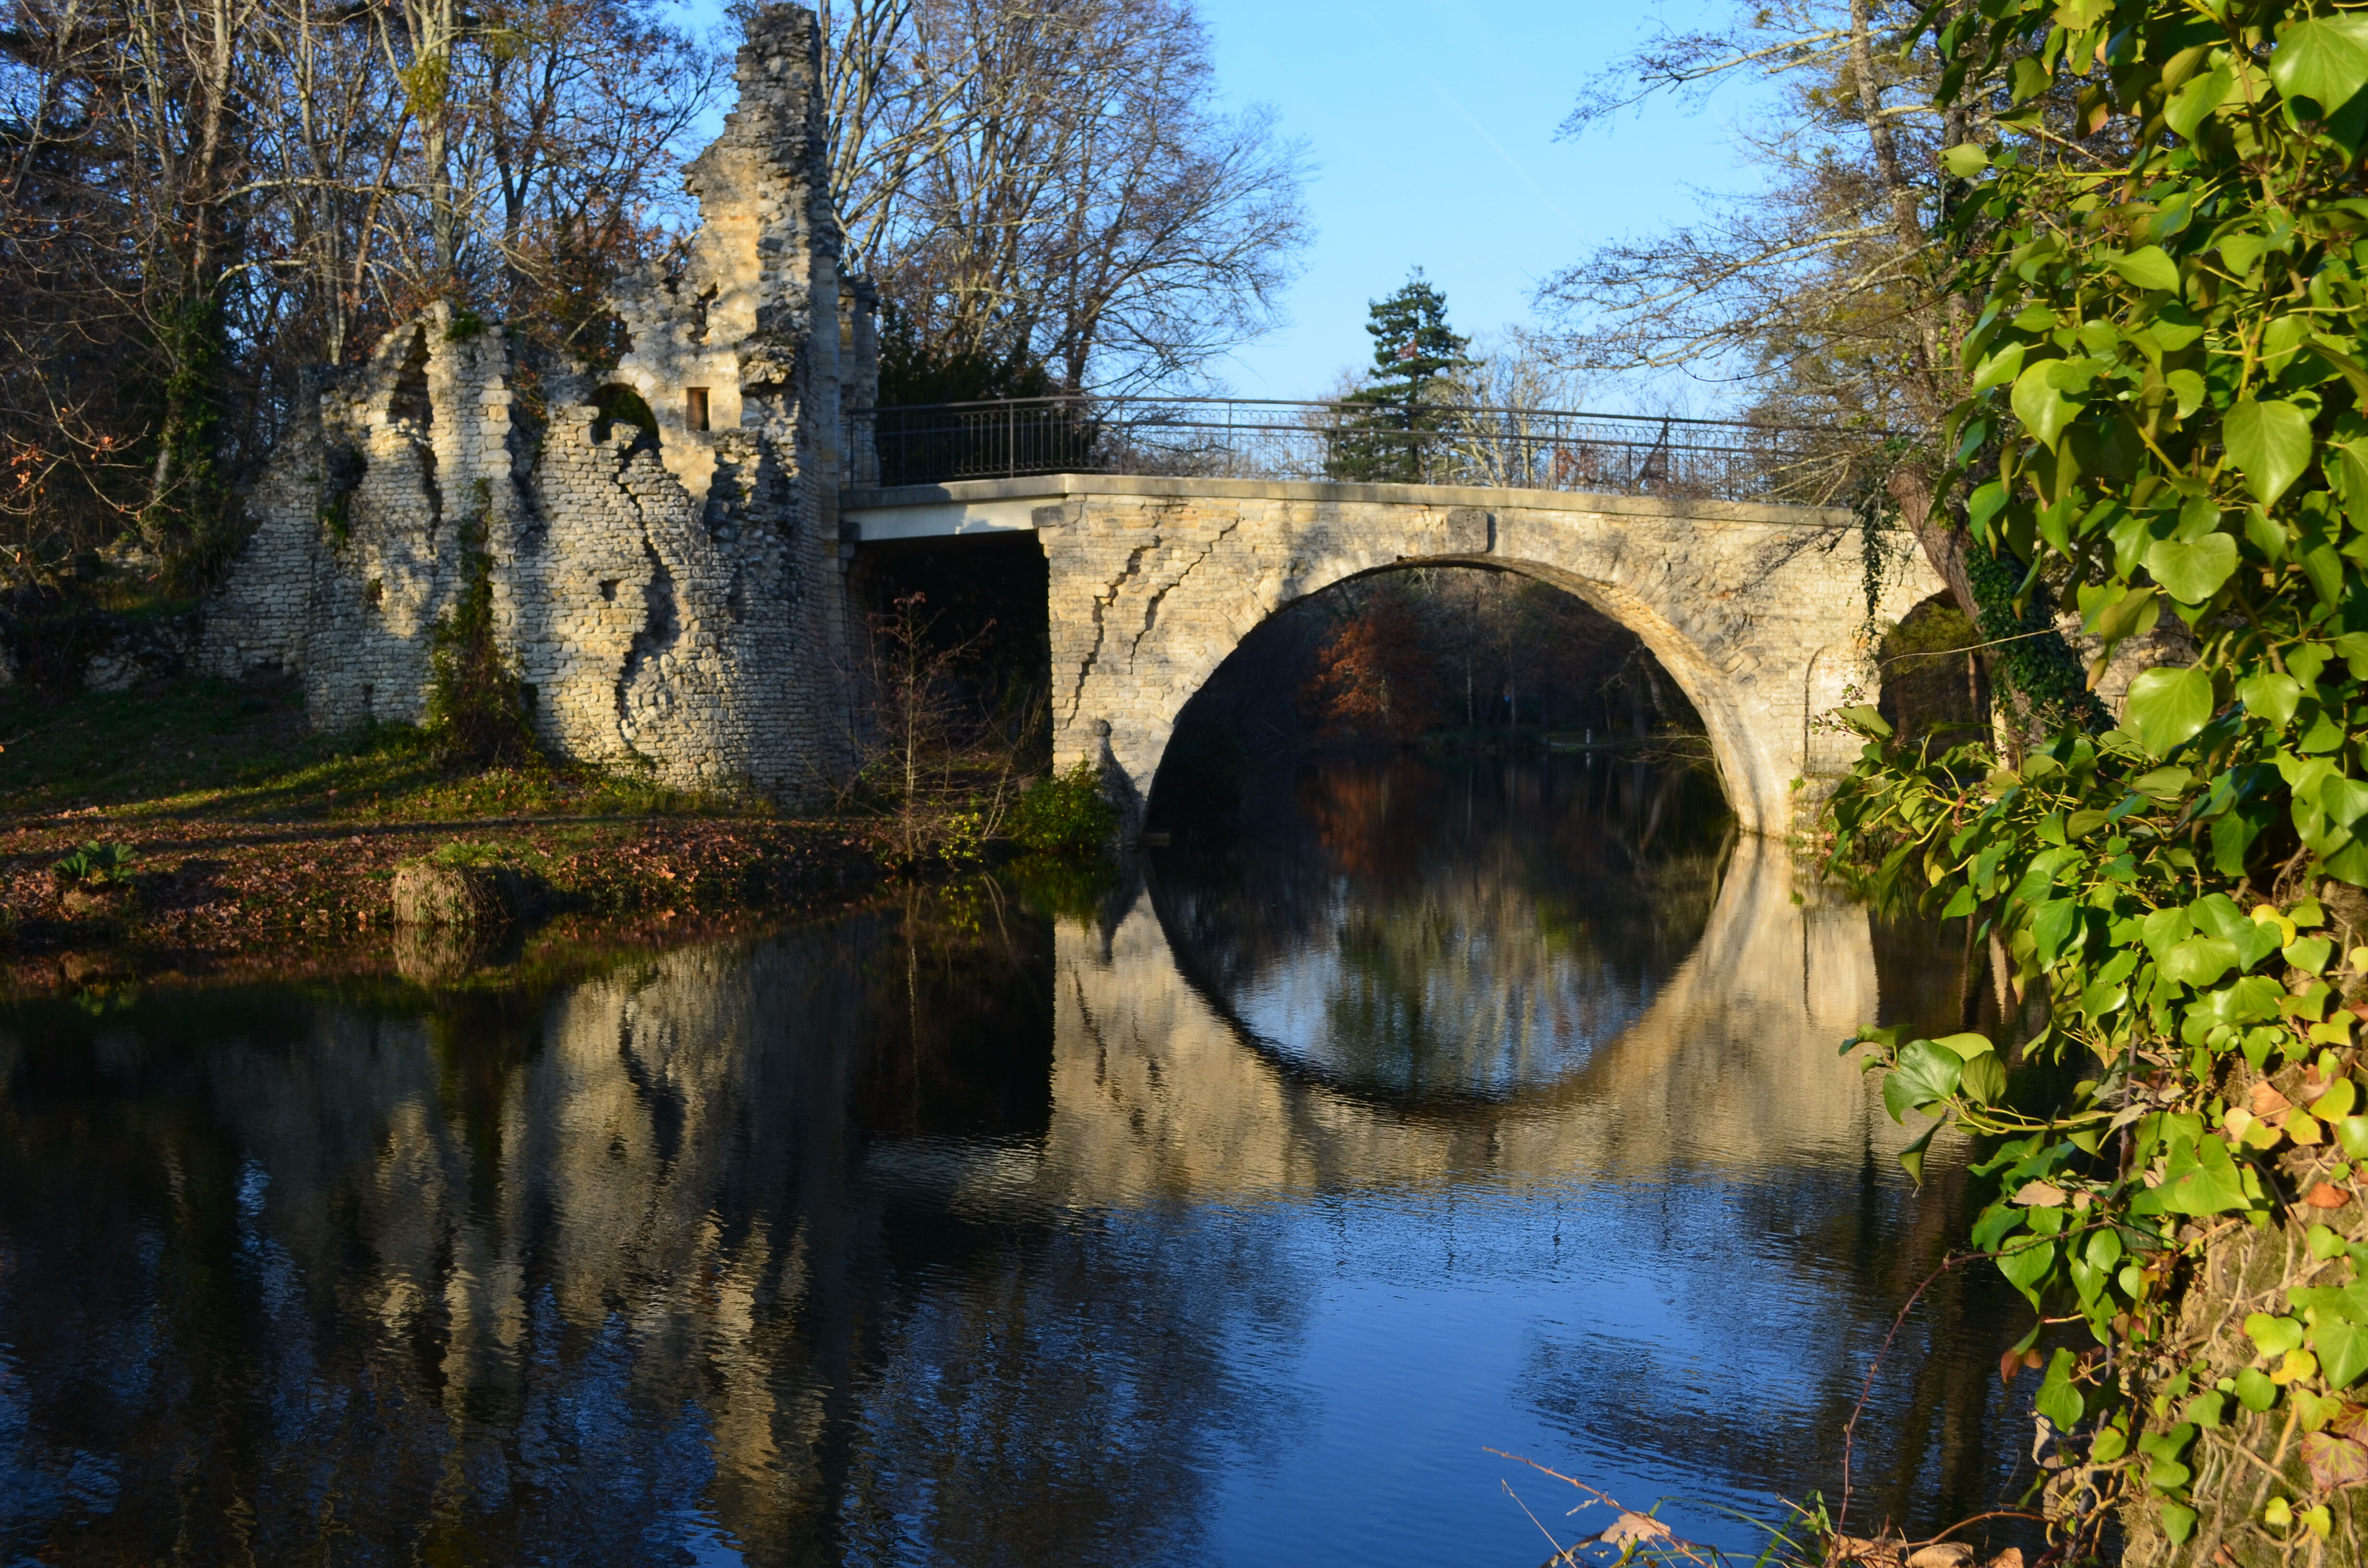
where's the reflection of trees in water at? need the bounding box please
[1152,755,1730,1100]
[1508,895,2038,1554]
[839,1213,1297,1568]
[0,808,2043,1563]
[1516,1159,2035,1551]
[853,885,1055,1139]
[0,898,1288,1565]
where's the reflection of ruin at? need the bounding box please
[1,820,1985,1561]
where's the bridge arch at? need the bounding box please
[1008,475,1945,836]
[1141,552,1781,825]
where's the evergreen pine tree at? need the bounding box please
[1358,270,1468,408]
[1324,270,1469,482]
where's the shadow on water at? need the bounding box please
[0,755,2036,1566]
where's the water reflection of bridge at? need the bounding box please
[910,835,1925,1210]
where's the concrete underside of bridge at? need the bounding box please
[846,473,1948,837]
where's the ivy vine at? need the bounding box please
[1830,2,2368,1560]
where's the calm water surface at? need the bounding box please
[1,757,2035,1566]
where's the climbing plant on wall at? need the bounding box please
[1831,1,2368,1559]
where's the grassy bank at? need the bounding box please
[0,676,885,992]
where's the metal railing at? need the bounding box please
[843,395,1883,506]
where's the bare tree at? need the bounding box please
[834,592,1027,868]
[1535,0,1951,432]
[817,0,1309,395]
[1534,0,2126,680]
[1430,334,1590,490]
[0,0,720,592]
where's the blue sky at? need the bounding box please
[674,0,1769,404]
[1192,0,1764,398]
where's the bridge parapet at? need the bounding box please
[848,395,1882,507]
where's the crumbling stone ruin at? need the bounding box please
[202,4,875,799]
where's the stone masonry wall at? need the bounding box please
[200,5,865,801]
[1015,475,1949,837]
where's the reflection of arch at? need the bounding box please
[1140,762,1730,1110]
[1034,478,1944,837]
[1035,833,1921,1204]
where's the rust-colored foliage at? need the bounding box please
[1302,588,1441,742]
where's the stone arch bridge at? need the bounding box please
[196,3,1944,839]
[845,473,1942,836]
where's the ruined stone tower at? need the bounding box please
[201,5,875,799]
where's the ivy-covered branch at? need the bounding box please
[1830,2,2368,1560]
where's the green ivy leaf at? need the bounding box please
[1898,1120,1940,1186]
[1973,341,2025,391]
[2319,1322,2368,1389]
[2124,665,2216,755]
[2232,919,2284,971]
[2108,245,2181,293]
[1836,704,1892,738]
[2221,232,2271,278]
[2222,396,2315,504]
[1941,142,1990,177]
[2291,1282,2368,1323]
[2247,1312,2307,1358]
[2166,64,2233,139]
[2145,534,2239,604]
[2012,357,2083,449]
[2142,905,2195,955]
[2001,1237,2059,1304]
[1960,1050,2007,1104]
[2034,899,2083,965]
[2195,973,2285,1028]
[2238,671,2303,726]
[2304,775,2368,885]
[2092,583,2162,646]
[2035,1347,2084,1427]
[1882,1038,1963,1122]
[2134,1135,2249,1216]
[2160,936,2239,989]
[2269,15,2368,115]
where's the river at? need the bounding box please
[0,755,2036,1565]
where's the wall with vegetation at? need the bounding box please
[197,8,872,800]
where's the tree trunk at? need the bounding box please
[1886,464,1984,630]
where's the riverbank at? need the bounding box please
[0,676,886,993]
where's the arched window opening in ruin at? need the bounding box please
[1875,594,1991,753]
[592,384,661,449]
[1147,565,1715,831]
